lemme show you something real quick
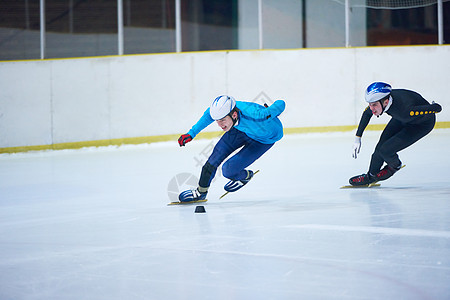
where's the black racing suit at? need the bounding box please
[355,89,438,175]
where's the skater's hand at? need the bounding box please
[431,101,442,113]
[352,136,361,159]
[178,134,192,147]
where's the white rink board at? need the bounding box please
[0,45,449,148]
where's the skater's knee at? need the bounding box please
[376,144,393,160]
[222,161,237,179]
[222,163,232,179]
[203,161,216,172]
[199,161,217,188]
[201,161,217,179]
[375,146,401,168]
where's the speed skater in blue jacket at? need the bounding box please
[177,95,286,202]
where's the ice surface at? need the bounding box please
[1,129,449,300]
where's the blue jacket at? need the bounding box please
[188,100,285,144]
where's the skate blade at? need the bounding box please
[168,199,208,206]
[219,191,229,199]
[340,183,381,189]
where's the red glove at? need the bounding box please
[178,134,192,147]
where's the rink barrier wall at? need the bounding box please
[1,45,449,154]
[1,122,449,154]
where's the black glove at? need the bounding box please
[178,134,192,147]
[431,102,442,113]
[263,103,271,119]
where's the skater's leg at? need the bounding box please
[179,128,247,202]
[370,117,435,182]
[199,128,247,188]
[350,120,403,186]
[368,119,403,175]
[376,119,435,168]
[222,139,274,181]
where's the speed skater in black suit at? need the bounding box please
[349,82,442,186]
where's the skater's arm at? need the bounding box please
[187,108,215,138]
[407,102,442,117]
[265,100,286,119]
[352,107,372,157]
[355,106,373,137]
[240,100,286,121]
[178,108,214,147]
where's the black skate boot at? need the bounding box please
[349,173,376,186]
[374,164,401,182]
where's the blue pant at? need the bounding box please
[199,127,273,188]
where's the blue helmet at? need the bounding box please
[365,82,392,103]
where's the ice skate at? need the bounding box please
[219,170,259,199]
[348,173,376,186]
[178,187,207,202]
[374,164,402,182]
[343,165,405,189]
[224,170,255,193]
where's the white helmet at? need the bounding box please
[210,95,236,120]
[365,82,392,103]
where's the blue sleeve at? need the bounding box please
[239,100,285,120]
[187,108,214,138]
[266,100,286,119]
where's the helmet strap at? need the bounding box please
[377,94,390,117]
[228,110,239,126]
[378,100,385,117]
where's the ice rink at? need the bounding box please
[1,129,449,300]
